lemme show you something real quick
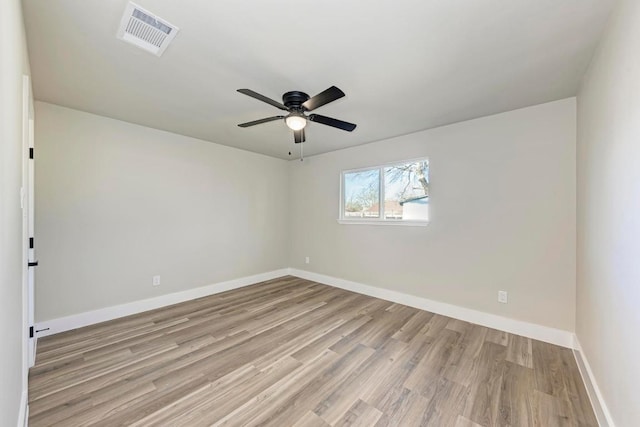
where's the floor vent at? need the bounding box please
[117,2,179,56]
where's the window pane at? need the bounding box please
[383,160,429,220]
[343,169,380,218]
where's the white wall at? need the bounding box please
[35,102,289,321]
[289,99,576,331]
[0,0,32,424]
[577,0,640,425]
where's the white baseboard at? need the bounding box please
[289,269,574,348]
[35,269,289,338]
[17,391,27,427]
[29,337,37,368]
[35,267,574,350]
[572,335,615,427]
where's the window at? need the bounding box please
[340,158,429,224]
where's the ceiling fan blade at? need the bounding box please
[237,89,288,111]
[302,86,345,111]
[293,128,305,143]
[237,116,284,127]
[308,114,356,132]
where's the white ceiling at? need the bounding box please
[23,0,614,159]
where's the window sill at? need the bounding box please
[337,219,430,227]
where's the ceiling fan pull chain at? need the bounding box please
[300,141,304,161]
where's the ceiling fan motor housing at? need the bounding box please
[283,91,310,110]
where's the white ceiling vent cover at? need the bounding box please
[117,2,179,56]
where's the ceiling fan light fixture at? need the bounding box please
[285,114,307,130]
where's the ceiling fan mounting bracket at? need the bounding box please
[282,91,310,109]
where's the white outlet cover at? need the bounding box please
[498,290,508,303]
[152,275,161,286]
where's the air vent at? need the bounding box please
[117,2,179,56]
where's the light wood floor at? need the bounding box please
[29,276,597,426]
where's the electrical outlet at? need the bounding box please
[305,256,310,264]
[152,275,161,287]
[498,290,508,304]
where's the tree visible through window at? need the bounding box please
[342,159,429,222]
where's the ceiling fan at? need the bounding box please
[236,86,357,144]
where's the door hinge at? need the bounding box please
[29,237,34,249]
[29,326,34,338]
[29,147,34,159]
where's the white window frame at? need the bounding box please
[338,157,430,226]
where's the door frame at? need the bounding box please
[21,74,35,384]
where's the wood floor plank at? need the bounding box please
[293,411,332,427]
[313,338,407,425]
[333,399,383,427]
[485,328,510,347]
[49,381,157,427]
[454,415,485,427]
[420,376,469,426]
[506,334,534,368]
[558,347,599,426]
[403,328,460,394]
[131,361,290,426]
[179,356,305,426]
[328,305,410,355]
[498,360,535,426]
[360,334,435,409]
[30,335,204,401]
[443,323,488,387]
[419,313,451,337]
[462,341,508,426]
[210,349,344,426]
[29,276,597,426]
[291,315,373,364]
[29,332,247,417]
[252,317,346,370]
[532,389,575,427]
[532,339,566,397]
[392,310,434,343]
[222,345,376,426]
[372,386,429,427]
